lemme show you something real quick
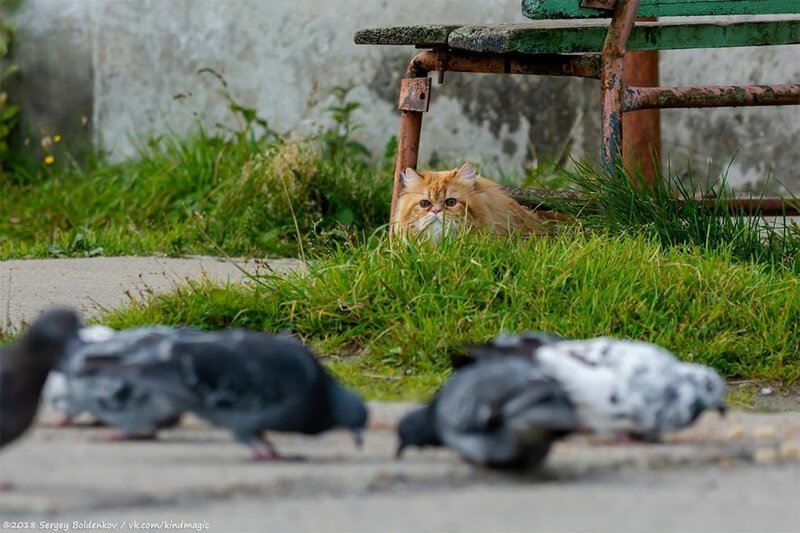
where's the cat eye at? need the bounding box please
[419,199,432,208]
[444,198,458,208]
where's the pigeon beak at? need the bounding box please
[352,428,364,449]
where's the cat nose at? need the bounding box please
[431,205,442,214]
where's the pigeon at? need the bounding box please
[76,328,369,459]
[1,309,81,449]
[55,326,194,440]
[397,357,579,470]
[42,324,117,426]
[450,331,562,369]
[463,332,727,440]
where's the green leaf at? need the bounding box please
[46,244,67,257]
[1,105,18,120]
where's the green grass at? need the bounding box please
[0,128,391,260]
[546,160,800,274]
[3,91,799,401]
[103,231,800,400]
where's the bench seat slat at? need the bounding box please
[523,0,800,19]
[355,18,800,54]
[354,25,461,46]
[451,18,800,53]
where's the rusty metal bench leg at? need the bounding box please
[391,110,423,232]
[600,0,640,176]
[390,71,432,236]
[622,19,660,185]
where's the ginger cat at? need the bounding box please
[394,162,548,242]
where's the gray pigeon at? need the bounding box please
[77,328,369,459]
[1,309,81,449]
[57,326,194,440]
[464,332,727,440]
[397,357,579,470]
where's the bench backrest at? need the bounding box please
[522,0,800,19]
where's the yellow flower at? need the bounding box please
[44,155,55,165]
[53,134,62,143]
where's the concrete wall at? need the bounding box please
[4,0,799,192]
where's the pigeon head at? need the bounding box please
[679,363,727,415]
[24,308,82,366]
[396,404,441,458]
[329,384,368,447]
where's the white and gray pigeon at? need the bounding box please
[42,324,117,425]
[1,309,81,449]
[463,332,727,440]
[397,356,579,469]
[76,327,369,459]
[54,326,194,440]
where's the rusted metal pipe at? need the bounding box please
[391,110,424,233]
[407,49,601,80]
[508,188,800,217]
[703,198,800,217]
[600,0,641,175]
[624,84,800,111]
[622,17,660,185]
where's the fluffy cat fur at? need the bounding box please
[394,162,549,241]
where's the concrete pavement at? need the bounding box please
[0,256,305,329]
[1,408,799,532]
[2,255,800,532]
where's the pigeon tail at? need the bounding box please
[457,331,564,368]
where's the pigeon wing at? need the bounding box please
[435,358,577,465]
[64,328,200,433]
[454,331,564,369]
[153,331,325,435]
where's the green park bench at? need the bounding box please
[354,0,800,228]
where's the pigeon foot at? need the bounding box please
[250,441,305,462]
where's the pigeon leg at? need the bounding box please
[0,482,13,491]
[248,436,305,463]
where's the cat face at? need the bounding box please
[396,163,478,241]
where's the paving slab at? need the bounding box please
[0,256,305,329]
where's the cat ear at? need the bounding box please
[457,162,477,183]
[402,168,423,187]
